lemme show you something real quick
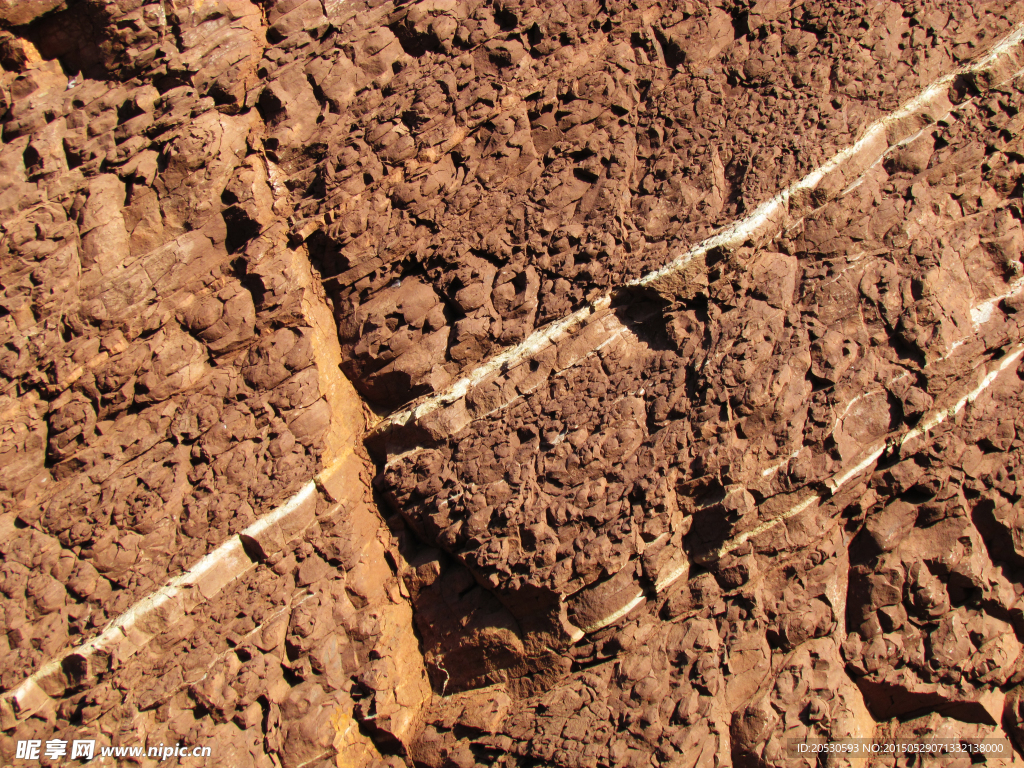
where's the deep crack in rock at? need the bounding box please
[2,1,1024,767]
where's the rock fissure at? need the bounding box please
[4,0,1024,766]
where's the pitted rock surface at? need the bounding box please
[294,0,1023,411]
[1,1,1024,767]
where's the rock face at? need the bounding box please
[2,0,1024,767]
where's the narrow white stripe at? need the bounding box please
[578,590,646,634]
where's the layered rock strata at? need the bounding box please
[378,55,1024,767]
[0,1,429,764]
[2,1,1024,767]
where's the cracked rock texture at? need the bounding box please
[2,0,1024,767]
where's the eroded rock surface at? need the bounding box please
[1,0,1024,767]
[294,0,1023,412]
[375,13,1024,768]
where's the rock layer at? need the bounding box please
[1,1,1024,767]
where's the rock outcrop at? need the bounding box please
[2,0,1024,766]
